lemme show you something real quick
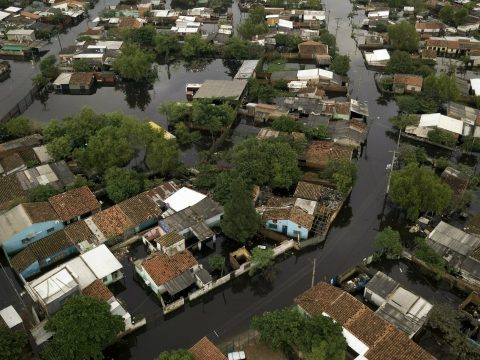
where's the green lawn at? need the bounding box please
[266,59,288,72]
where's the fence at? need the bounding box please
[217,329,259,354]
[0,86,39,123]
[163,297,185,315]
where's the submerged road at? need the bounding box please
[106,1,404,358]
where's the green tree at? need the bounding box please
[173,122,201,145]
[159,101,190,124]
[72,59,92,72]
[390,164,453,220]
[247,78,278,103]
[32,73,50,88]
[28,184,58,202]
[251,307,346,357]
[156,349,195,360]
[0,326,27,360]
[427,128,457,147]
[398,144,427,165]
[112,44,155,81]
[374,226,402,257]
[275,33,302,51]
[305,125,329,140]
[232,138,301,189]
[414,237,448,274]
[223,36,261,59]
[154,32,180,58]
[3,116,34,138]
[191,101,236,141]
[43,296,124,360]
[181,33,215,59]
[453,8,468,26]
[386,51,415,74]
[249,247,274,275]
[207,254,225,273]
[271,116,304,132]
[330,54,351,76]
[46,136,72,160]
[423,73,459,104]
[438,5,455,25]
[387,21,419,52]
[318,31,337,57]
[221,178,262,243]
[238,6,268,40]
[389,114,419,130]
[104,167,144,203]
[123,25,156,47]
[322,159,357,194]
[145,137,179,176]
[39,54,59,79]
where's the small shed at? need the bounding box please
[393,74,423,94]
[364,271,399,307]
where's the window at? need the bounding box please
[47,228,54,233]
[293,230,301,237]
[102,276,108,282]
[268,223,278,230]
[21,238,30,244]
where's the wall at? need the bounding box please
[164,240,185,256]
[20,261,41,280]
[135,264,162,296]
[205,213,223,227]
[3,221,64,255]
[265,219,308,240]
[364,288,385,308]
[38,246,78,271]
[103,270,124,286]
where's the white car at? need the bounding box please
[228,351,246,360]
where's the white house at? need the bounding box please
[142,228,186,256]
[364,49,390,67]
[471,78,480,96]
[6,29,35,42]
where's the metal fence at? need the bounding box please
[0,86,38,123]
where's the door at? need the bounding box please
[282,225,288,234]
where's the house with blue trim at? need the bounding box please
[0,202,63,255]
[262,207,314,240]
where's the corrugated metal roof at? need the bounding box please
[365,271,399,299]
[428,221,480,256]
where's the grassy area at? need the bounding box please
[266,59,288,72]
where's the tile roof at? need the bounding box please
[305,141,353,167]
[415,22,445,30]
[117,192,162,227]
[11,230,75,273]
[0,134,42,155]
[82,279,114,302]
[393,74,423,88]
[294,181,325,201]
[0,153,25,173]
[143,181,180,204]
[91,206,133,239]
[64,220,98,245]
[142,250,198,286]
[294,282,435,360]
[262,207,314,230]
[0,174,26,209]
[21,202,59,223]
[118,16,143,29]
[155,232,185,247]
[48,186,101,222]
[189,337,227,360]
[69,72,94,87]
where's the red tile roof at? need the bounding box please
[91,206,133,239]
[393,74,423,88]
[82,279,114,302]
[262,207,314,230]
[294,282,435,360]
[306,141,353,168]
[22,202,59,223]
[142,250,198,286]
[117,192,162,227]
[49,186,100,222]
[189,337,227,360]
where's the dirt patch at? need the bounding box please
[243,343,287,360]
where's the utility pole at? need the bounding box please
[335,17,341,39]
[57,33,63,51]
[311,258,316,288]
[386,129,401,195]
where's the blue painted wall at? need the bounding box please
[264,219,309,240]
[20,261,40,280]
[138,218,157,232]
[20,245,78,280]
[3,221,64,255]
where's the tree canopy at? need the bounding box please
[374,227,402,257]
[123,25,156,47]
[221,178,262,243]
[271,116,304,132]
[427,128,457,147]
[181,33,215,59]
[251,307,346,358]
[232,138,301,189]
[105,167,144,203]
[389,114,419,130]
[207,254,225,273]
[43,295,125,360]
[318,31,337,57]
[0,326,27,360]
[1,116,34,139]
[321,159,357,194]
[156,349,195,360]
[154,32,180,59]
[28,184,59,202]
[223,36,262,59]
[422,73,459,105]
[330,54,351,76]
[390,164,453,220]
[387,21,419,52]
[238,6,268,40]
[112,43,155,81]
[249,247,274,275]
[386,51,434,77]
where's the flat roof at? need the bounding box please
[32,267,78,304]
[80,244,122,279]
[193,80,247,100]
[0,305,22,328]
[164,187,206,212]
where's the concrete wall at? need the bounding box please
[265,219,308,240]
[135,264,163,296]
[364,288,385,308]
[103,270,124,286]
[20,261,40,280]
[3,221,64,255]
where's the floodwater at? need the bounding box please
[0,0,121,118]
[0,0,468,358]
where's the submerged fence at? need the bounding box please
[1,86,39,123]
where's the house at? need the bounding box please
[415,22,445,38]
[117,192,163,232]
[425,36,480,57]
[48,186,101,224]
[447,102,480,138]
[297,68,343,86]
[405,113,464,139]
[364,49,390,67]
[328,120,368,148]
[262,207,314,240]
[63,220,100,249]
[25,244,123,315]
[0,202,63,255]
[0,305,23,331]
[234,60,259,80]
[295,282,435,360]
[88,205,134,243]
[161,197,224,244]
[441,166,469,195]
[304,140,353,169]
[426,221,480,286]
[6,29,35,42]
[135,250,203,297]
[68,72,96,94]
[193,80,247,104]
[393,74,423,94]
[10,229,78,279]
[364,272,433,338]
[143,229,185,256]
[470,78,480,96]
[297,40,329,60]
[189,337,227,360]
